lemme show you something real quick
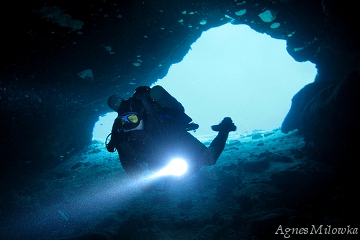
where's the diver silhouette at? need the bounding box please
[106,86,236,179]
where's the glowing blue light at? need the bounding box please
[155,158,188,177]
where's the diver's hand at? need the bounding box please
[211,117,237,132]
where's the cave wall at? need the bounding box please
[1,0,359,188]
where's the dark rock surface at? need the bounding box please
[3,131,358,239]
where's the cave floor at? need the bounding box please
[6,129,356,240]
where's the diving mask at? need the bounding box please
[117,112,142,131]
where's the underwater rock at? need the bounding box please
[71,162,83,170]
[235,9,246,16]
[77,69,94,81]
[151,194,171,206]
[290,148,305,159]
[251,213,288,238]
[258,9,277,22]
[215,186,233,201]
[96,216,119,230]
[252,133,263,139]
[236,194,253,213]
[300,70,360,162]
[221,163,237,171]
[33,6,84,31]
[231,211,244,227]
[217,170,238,189]
[57,209,69,221]
[258,151,293,163]
[132,229,158,240]
[270,171,304,190]
[70,232,111,240]
[270,22,281,28]
[241,159,270,173]
[178,199,193,209]
[55,172,71,179]
[117,215,148,239]
[270,170,332,205]
[281,81,333,134]
[174,219,196,230]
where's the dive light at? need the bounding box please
[155,158,188,177]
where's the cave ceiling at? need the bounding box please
[1,0,359,185]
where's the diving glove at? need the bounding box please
[211,117,237,132]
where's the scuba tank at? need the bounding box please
[150,85,198,131]
[150,85,184,111]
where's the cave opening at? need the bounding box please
[93,23,317,141]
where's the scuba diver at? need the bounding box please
[106,85,236,179]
